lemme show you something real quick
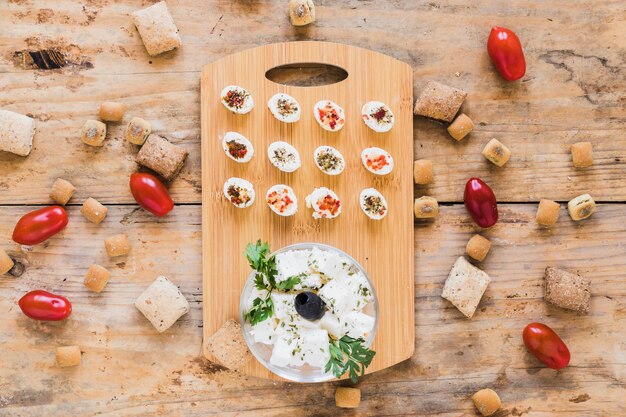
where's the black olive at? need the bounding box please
[294,291,325,321]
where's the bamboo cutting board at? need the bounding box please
[201,41,414,380]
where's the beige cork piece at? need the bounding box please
[132,1,182,56]
[413,81,466,122]
[544,266,591,314]
[135,134,188,181]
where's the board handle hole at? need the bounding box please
[265,63,348,87]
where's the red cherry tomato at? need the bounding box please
[18,290,72,321]
[129,173,174,217]
[464,178,498,228]
[487,26,526,81]
[12,206,68,245]
[523,322,570,370]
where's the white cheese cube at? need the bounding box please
[271,292,296,319]
[299,328,330,368]
[319,312,344,339]
[269,329,294,367]
[342,311,375,339]
[251,318,276,345]
[317,253,351,280]
[276,250,310,282]
[317,279,358,315]
[307,247,329,271]
[340,272,374,308]
[295,273,323,290]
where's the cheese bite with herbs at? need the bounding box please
[221,132,254,163]
[313,100,345,132]
[267,141,301,172]
[313,145,345,175]
[359,188,388,220]
[266,184,298,216]
[305,187,342,219]
[361,101,394,132]
[268,93,301,123]
[223,177,255,208]
[361,147,394,175]
[220,85,254,114]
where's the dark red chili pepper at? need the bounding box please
[12,206,68,245]
[18,290,72,321]
[130,173,174,217]
[523,322,570,370]
[464,178,498,228]
[487,26,526,81]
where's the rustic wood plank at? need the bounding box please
[0,204,624,416]
[0,0,624,204]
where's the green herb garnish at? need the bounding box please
[243,240,301,325]
[325,336,376,383]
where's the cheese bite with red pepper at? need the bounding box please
[222,132,254,163]
[220,85,254,114]
[361,147,394,175]
[359,188,388,220]
[223,177,255,208]
[305,187,342,219]
[313,100,345,132]
[361,101,394,133]
[266,185,298,216]
[268,93,301,123]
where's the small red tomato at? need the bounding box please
[130,173,174,217]
[523,322,570,370]
[12,206,68,245]
[18,290,72,321]
[487,26,526,81]
[464,178,498,228]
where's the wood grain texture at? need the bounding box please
[201,41,414,379]
[0,0,625,415]
[0,205,624,416]
[0,0,624,203]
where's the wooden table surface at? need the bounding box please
[1,1,624,416]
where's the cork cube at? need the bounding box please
[135,275,190,332]
[0,249,14,275]
[441,256,491,318]
[414,159,433,185]
[536,199,561,226]
[125,117,151,145]
[568,194,596,221]
[413,81,467,122]
[205,319,252,370]
[571,142,593,168]
[84,264,110,293]
[335,387,361,408]
[136,134,188,181]
[81,120,107,147]
[544,267,591,314]
[132,1,182,56]
[482,138,511,167]
[466,234,491,262]
[99,101,126,122]
[0,109,35,156]
[56,345,81,368]
[472,388,501,416]
[105,234,131,257]
[414,196,439,219]
[81,197,108,224]
[447,113,474,141]
[50,178,76,205]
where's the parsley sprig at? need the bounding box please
[325,335,376,383]
[243,240,301,325]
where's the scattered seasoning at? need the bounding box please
[366,155,389,171]
[370,106,393,124]
[277,98,298,117]
[363,195,386,216]
[318,195,341,216]
[227,185,251,205]
[223,89,248,109]
[316,149,342,171]
[273,148,296,165]
[226,140,247,159]
[266,189,293,213]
